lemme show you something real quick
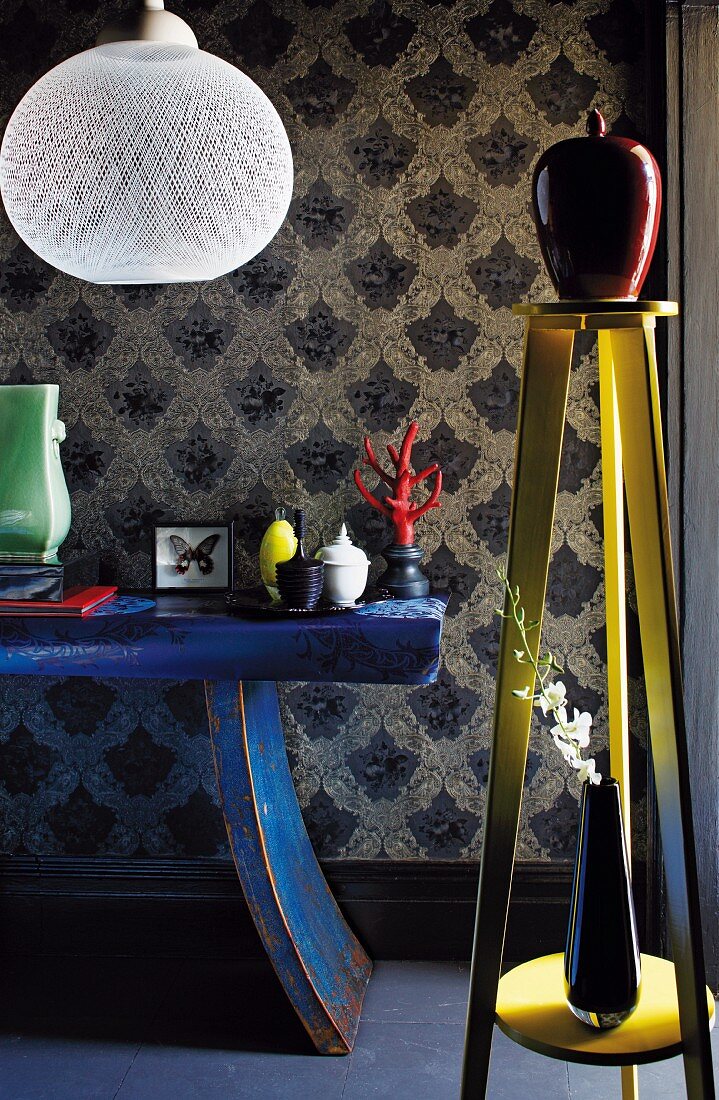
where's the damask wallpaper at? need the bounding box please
[0,0,647,861]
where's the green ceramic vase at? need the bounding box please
[0,384,72,562]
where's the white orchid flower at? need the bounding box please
[572,756,602,785]
[550,705,569,740]
[539,680,567,715]
[552,731,575,764]
[512,685,531,699]
[562,708,593,748]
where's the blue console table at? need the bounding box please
[0,592,448,1054]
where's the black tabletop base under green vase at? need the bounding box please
[0,550,100,602]
[379,543,429,599]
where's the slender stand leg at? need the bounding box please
[461,324,575,1098]
[620,1063,639,1099]
[598,334,639,1100]
[204,679,372,1055]
[612,324,715,1099]
[599,333,632,843]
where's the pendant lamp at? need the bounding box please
[0,0,293,284]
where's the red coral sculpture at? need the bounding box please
[354,421,442,546]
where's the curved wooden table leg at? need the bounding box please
[204,679,371,1055]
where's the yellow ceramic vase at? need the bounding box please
[260,507,297,601]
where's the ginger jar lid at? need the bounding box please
[318,524,369,566]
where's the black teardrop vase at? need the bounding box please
[564,777,641,1029]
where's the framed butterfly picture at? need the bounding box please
[152,522,234,594]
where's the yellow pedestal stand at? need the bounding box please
[461,302,716,1099]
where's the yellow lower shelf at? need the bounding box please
[496,953,715,1066]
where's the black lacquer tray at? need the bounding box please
[225,587,391,618]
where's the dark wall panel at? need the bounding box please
[0,0,647,860]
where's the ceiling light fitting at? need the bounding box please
[0,0,294,285]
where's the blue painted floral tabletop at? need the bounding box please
[0,592,449,684]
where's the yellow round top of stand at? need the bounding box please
[513,301,678,317]
[496,953,714,1066]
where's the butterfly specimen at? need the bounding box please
[170,533,221,576]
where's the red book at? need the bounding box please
[0,585,118,616]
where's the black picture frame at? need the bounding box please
[152,521,235,594]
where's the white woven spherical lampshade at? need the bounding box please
[0,41,293,284]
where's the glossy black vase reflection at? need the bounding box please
[564,777,641,1029]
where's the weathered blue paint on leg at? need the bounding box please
[205,679,372,1055]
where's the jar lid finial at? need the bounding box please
[587,109,606,137]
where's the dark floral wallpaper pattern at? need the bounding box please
[0,0,647,861]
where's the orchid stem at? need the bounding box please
[498,567,587,765]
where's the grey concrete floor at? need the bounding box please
[0,956,716,1098]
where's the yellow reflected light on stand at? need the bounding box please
[496,953,714,1066]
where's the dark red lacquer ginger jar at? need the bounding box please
[531,109,662,300]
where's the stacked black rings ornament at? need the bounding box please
[275,509,324,610]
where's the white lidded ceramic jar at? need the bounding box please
[316,524,370,607]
